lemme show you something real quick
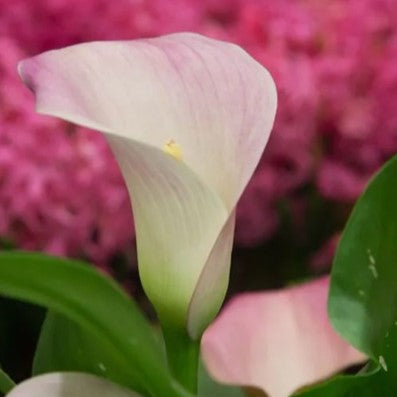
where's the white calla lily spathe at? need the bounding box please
[5,373,141,397]
[19,33,277,338]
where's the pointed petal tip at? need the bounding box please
[17,57,36,91]
[16,60,24,79]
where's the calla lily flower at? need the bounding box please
[18,33,277,338]
[201,276,366,397]
[6,373,141,397]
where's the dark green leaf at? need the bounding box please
[34,311,146,392]
[292,367,380,397]
[301,154,397,396]
[294,155,397,396]
[330,155,397,373]
[198,360,245,397]
[0,251,190,397]
[0,366,15,394]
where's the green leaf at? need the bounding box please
[34,311,146,392]
[0,366,15,394]
[330,155,397,367]
[314,154,397,395]
[198,360,245,397]
[292,367,380,397]
[294,155,397,396]
[0,251,190,397]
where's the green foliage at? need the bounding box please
[293,368,378,397]
[0,366,15,394]
[198,360,245,397]
[0,252,190,397]
[33,311,148,393]
[295,154,397,396]
[329,155,397,367]
[4,154,397,396]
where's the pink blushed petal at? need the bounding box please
[201,276,366,397]
[6,373,141,397]
[18,33,277,210]
[18,33,277,336]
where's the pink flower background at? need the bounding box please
[1,0,397,276]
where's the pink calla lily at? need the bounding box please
[6,373,141,397]
[201,276,366,397]
[18,33,277,338]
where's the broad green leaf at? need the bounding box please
[325,154,397,394]
[0,366,15,394]
[0,251,190,397]
[292,366,380,397]
[33,311,146,393]
[330,154,397,365]
[292,155,397,396]
[198,360,245,397]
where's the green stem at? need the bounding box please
[162,326,200,394]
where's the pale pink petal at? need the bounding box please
[6,373,141,397]
[201,276,365,397]
[18,33,277,210]
[18,33,276,336]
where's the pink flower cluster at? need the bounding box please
[0,36,134,266]
[228,0,397,245]
[1,0,397,263]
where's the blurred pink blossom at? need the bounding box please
[202,276,365,397]
[1,0,397,261]
[0,36,134,266]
